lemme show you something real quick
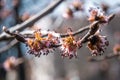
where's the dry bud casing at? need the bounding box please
[14,34,26,43]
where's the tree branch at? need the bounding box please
[0,14,115,41]
[0,14,115,53]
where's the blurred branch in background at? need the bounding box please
[0,0,64,41]
[0,39,18,53]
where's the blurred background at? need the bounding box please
[0,0,120,80]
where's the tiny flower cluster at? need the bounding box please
[86,8,110,56]
[60,28,82,59]
[26,28,82,59]
[61,35,78,59]
[87,33,109,56]
[26,29,60,57]
[88,8,108,23]
[25,26,110,58]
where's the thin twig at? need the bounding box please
[21,25,90,38]
[0,23,94,40]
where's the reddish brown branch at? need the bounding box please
[80,21,99,43]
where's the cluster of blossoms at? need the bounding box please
[88,8,108,23]
[26,28,82,59]
[26,29,60,57]
[60,34,81,59]
[26,28,109,58]
[86,8,110,56]
[2,5,114,59]
[87,32,109,56]
[25,8,111,58]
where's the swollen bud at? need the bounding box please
[2,26,7,31]
[15,30,19,34]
